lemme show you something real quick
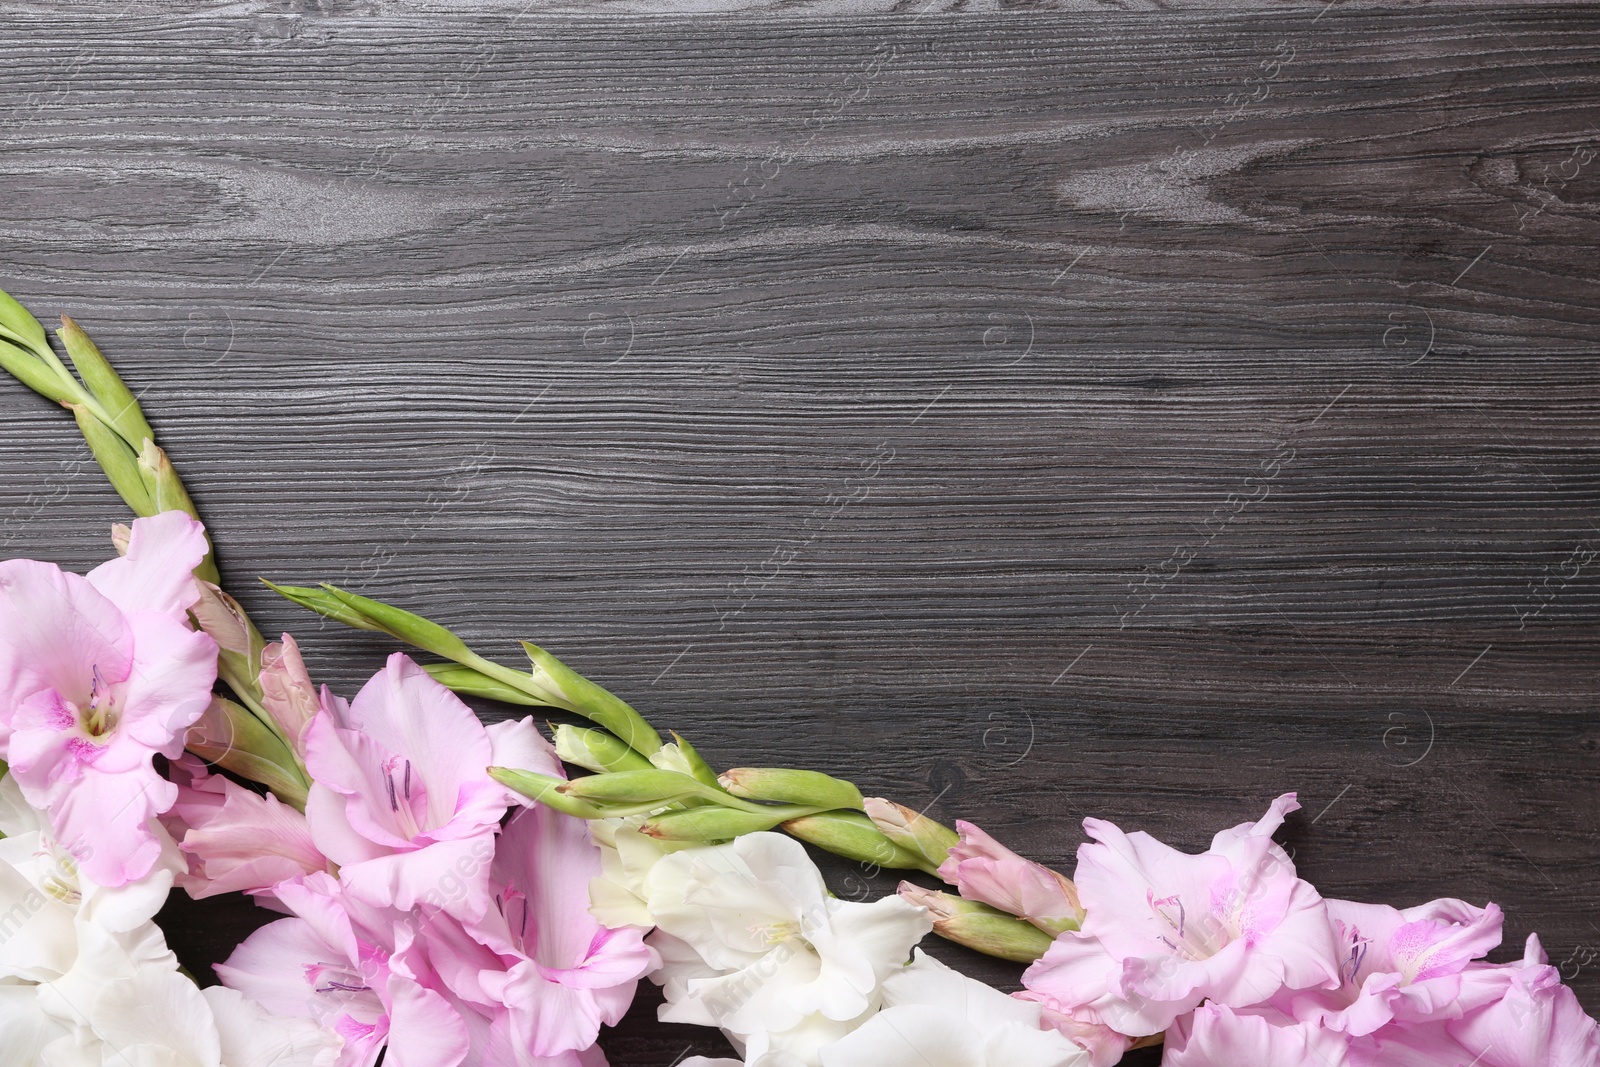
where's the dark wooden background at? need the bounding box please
[4,5,1600,1064]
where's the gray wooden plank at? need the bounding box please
[2,9,1599,1065]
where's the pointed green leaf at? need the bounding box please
[262,580,384,632]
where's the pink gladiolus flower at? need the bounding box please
[0,511,217,885]
[302,653,562,921]
[1021,794,1342,1038]
[1280,895,1503,1036]
[218,871,472,1067]
[1438,934,1599,1067]
[420,804,657,1059]
[1165,1003,1350,1066]
[939,820,1083,934]
[162,753,332,902]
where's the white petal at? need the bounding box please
[204,986,342,1067]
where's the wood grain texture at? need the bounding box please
[3,7,1600,1065]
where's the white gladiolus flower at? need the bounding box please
[0,773,340,1067]
[817,950,1091,1067]
[642,832,932,1043]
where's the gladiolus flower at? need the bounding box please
[162,753,332,903]
[1021,794,1342,1038]
[417,803,657,1059]
[1164,1003,1349,1066]
[0,511,217,885]
[217,871,469,1067]
[644,832,932,1040]
[818,950,1090,1067]
[1280,895,1504,1036]
[301,653,561,921]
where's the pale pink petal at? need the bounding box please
[1165,1003,1349,1067]
[384,975,471,1067]
[1208,792,1301,852]
[305,783,394,868]
[172,768,330,898]
[28,753,171,886]
[1023,797,1340,1037]
[0,561,130,740]
[487,716,566,792]
[1016,988,1133,1067]
[217,915,363,1021]
[496,804,602,969]
[342,654,494,823]
[338,834,497,921]
[304,717,421,850]
[85,510,209,618]
[1447,946,1600,1067]
[115,609,217,754]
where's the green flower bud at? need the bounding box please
[58,316,154,448]
[67,402,152,516]
[554,726,655,774]
[896,882,1056,963]
[641,805,807,843]
[650,732,718,787]
[864,797,960,870]
[0,288,51,356]
[781,810,933,872]
[558,768,706,806]
[136,440,218,584]
[488,767,608,819]
[423,662,544,706]
[722,768,864,812]
[521,642,662,756]
[0,338,74,405]
[185,696,309,811]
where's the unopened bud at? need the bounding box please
[185,697,308,811]
[258,633,321,753]
[192,582,257,657]
[938,820,1083,935]
[59,315,155,447]
[110,523,132,556]
[489,767,608,819]
[722,768,864,811]
[558,769,706,806]
[651,732,719,787]
[69,403,153,517]
[641,805,795,843]
[521,642,663,756]
[865,797,959,870]
[423,662,542,706]
[781,810,932,871]
[896,882,1056,963]
[554,725,654,774]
